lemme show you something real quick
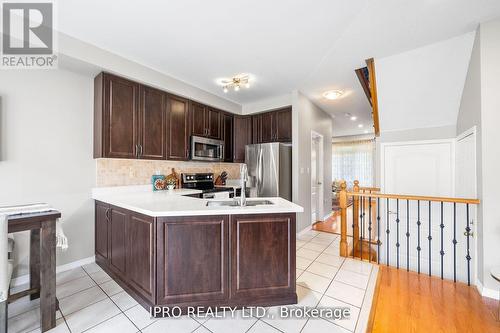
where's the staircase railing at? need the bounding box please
[339,180,480,285]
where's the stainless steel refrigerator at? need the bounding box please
[245,142,292,200]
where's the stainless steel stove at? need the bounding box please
[181,173,233,199]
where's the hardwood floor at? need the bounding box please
[370,265,500,333]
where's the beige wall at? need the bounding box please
[292,91,333,232]
[96,159,241,187]
[0,69,96,278]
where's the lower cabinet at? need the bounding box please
[95,201,296,310]
[156,216,229,304]
[230,214,296,299]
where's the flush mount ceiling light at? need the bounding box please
[358,124,364,128]
[350,116,357,121]
[219,74,251,93]
[323,90,344,100]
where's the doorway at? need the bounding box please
[311,131,324,224]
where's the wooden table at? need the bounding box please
[8,211,61,332]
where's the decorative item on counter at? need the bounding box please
[165,168,180,189]
[215,171,228,185]
[152,171,166,191]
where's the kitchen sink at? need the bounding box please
[206,200,274,207]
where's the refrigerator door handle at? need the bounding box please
[257,148,263,195]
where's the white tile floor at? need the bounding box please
[8,230,378,333]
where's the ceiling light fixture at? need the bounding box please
[219,74,250,93]
[350,116,357,121]
[323,90,344,100]
[358,124,364,128]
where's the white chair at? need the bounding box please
[0,215,14,333]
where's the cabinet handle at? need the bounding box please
[105,208,110,221]
[139,144,143,157]
[135,144,139,158]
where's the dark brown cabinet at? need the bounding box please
[95,202,297,312]
[95,202,109,262]
[138,86,166,160]
[221,113,233,162]
[230,214,295,300]
[166,95,190,160]
[251,107,292,144]
[94,73,139,159]
[156,216,229,304]
[233,116,252,163]
[190,102,221,139]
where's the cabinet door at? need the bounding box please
[127,213,155,302]
[251,115,261,144]
[103,74,139,158]
[190,102,206,137]
[222,113,233,162]
[138,85,166,160]
[109,208,128,276]
[275,108,292,142]
[206,108,221,139]
[156,216,229,304]
[167,95,190,160]
[260,112,274,143]
[230,214,296,300]
[233,116,251,163]
[95,202,109,262]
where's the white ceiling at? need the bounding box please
[57,0,500,136]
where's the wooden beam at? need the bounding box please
[366,58,380,137]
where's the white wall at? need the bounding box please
[59,33,242,114]
[241,94,292,115]
[476,19,500,293]
[376,32,474,132]
[292,91,333,232]
[0,70,96,278]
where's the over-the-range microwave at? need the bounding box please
[191,135,224,162]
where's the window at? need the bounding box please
[332,140,375,188]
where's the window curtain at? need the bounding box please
[332,140,375,188]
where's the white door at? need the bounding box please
[381,140,455,279]
[311,133,323,224]
[455,130,477,284]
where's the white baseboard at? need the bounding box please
[11,255,95,287]
[476,279,499,300]
[297,226,312,236]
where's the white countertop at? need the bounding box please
[92,186,303,217]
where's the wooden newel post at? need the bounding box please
[339,181,348,257]
[352,180,360,256]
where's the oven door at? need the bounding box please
[191,136,224,161]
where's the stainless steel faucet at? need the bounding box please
[236,164,248,206]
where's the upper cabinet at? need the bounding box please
[221,113,234,162]
[138,85,167,160]
[233,116,252,163]
[94,73,139,159]
[94,72,292,162]
[190,102,221,140]
[251,107,292,144]
[166,95,190,161]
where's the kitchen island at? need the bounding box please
[92,186,303,314]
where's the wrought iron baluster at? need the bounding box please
[466,203,471,286]
[386,198,390,266]
[369,196,372,262]
[440,202,445,280]
[352,200,355,258]
[406,199,410,272]
[417,200,421,274]
[428,201,432,276]
[453,202,457,282]
[396,199,400,269]
[377,198,381,265]
[361,196,364,259]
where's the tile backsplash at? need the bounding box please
[96,158,242,187]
